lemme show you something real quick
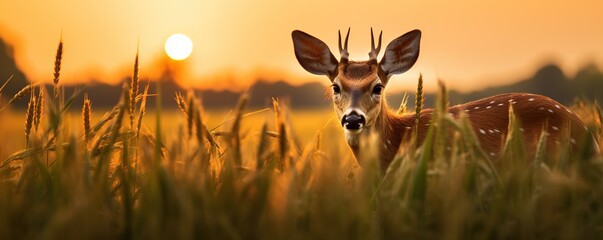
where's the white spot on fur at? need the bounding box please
[494,129,501,133]
[539,107,545,110]
[547,109,554,113]
[486,106,492,109]
[566,109,572,113]
[474,106,480,110]
[490,100,495,104]
[555,104,561,109]
[405,126,412,130]
[528,98,535,101]
[552,126,559,131]
[465,109,470,112]
[479,129,486,134]
[498,103,504,106]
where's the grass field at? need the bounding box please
[1,49,603,239]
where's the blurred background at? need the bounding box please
[0,0,602,109]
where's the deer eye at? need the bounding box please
[372,84,384,95]
[332,84,341,95]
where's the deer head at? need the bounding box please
[292,28,421,136]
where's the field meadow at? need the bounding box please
[1,49,603,239]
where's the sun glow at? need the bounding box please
[165,34,193,61]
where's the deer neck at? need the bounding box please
[345,101,415,168]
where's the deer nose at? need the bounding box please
[341,112,366,130]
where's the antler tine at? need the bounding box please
[369,28,382,60]
[344,27,350,52]
[339,28,350,61]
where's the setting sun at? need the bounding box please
[165,34,193,61]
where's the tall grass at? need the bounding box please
[0,43,602,239]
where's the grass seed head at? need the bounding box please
[175,92,188,116]
[53,39,63,86]
[83,94,92,142]
[136,82,150,137]
[33,86,44,132]
[415,73,424,128]
[397,92,409,115]
[25,94,35,144]
[5,84,32,107]
[129,52,139,127]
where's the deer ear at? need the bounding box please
[379,29,421,79]
[292,30,339,80]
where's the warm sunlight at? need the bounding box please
[165,34,193,61]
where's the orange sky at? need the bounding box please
[0,0,602,92]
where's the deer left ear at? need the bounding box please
[379,29,421,79]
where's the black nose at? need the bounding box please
[341,112,366,130]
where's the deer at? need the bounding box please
[291,28,598,171]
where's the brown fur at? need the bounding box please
[369,93,591,170]
[342,61,374,79]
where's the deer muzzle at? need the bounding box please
[341,111,366,132]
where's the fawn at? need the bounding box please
[292,28,597,170]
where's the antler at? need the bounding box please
[369,28,382,61]
[338,28,350,62]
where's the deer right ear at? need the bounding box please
[292,30,339,80]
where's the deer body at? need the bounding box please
[368,93,589,169]
[292,29,594,170]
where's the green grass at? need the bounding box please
[1,47,603,239]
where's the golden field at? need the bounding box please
[1,46,602,239]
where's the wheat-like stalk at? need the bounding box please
[25,94,35,145]
[187,93,195,139]
[129,51,139,128]
[316,131,322,151]
[136,82,150,138]
[53,39,63,85]
[194,104,204,145]
[83,94,92,143]
[33,86,44,132]
[175,92,187,115]
[0,75,13,99]
[53,37,63,102]
[4,84,32,109]
[256,122,269,170]
[397,92,409,115]
[230,93,248,167]
[278,122,288,171]
[415,74,424,128]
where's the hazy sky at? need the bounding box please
[0,0,602,92]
